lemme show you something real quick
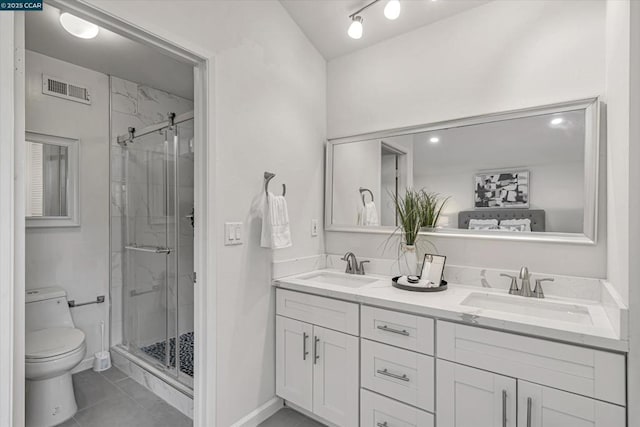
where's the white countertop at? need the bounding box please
[274,269,628,352]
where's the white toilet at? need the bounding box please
[25,287,87,427]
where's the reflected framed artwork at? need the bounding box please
[474,170,529,209]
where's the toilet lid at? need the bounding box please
[26,327,85,359]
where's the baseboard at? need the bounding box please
[71,356,94,374]
[230,397,283,427]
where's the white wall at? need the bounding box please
[25,51,110,363]
[326,0,608,278]
[332,140,381,225]
[86,1,327,425]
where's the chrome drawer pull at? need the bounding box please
[377,422,388,427]
[376,368,409,382]
[302,332,309,361]
[526,397,532,427]
[502,390,507,427]
[314,336,320,364]
[377,325,410,336]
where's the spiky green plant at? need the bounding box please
[390,189,423,246]
[418,191,450,229]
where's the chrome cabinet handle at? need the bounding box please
[376,368,409,382]
[502,390,507,427]
[302,332,309,361]
[314,336,320,364]
[377,422,388,427]
[526,397,532,427]
[377,325,410,336]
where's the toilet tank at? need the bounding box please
[25,287,75,332]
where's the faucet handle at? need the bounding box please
[533,278,554,299]
[358,260,370,275]
[500,273,519,295]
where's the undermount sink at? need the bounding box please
[461,292,593,325]
[298,271,379,288]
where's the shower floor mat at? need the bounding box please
[140,331,194,377]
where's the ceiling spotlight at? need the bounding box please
[348,16,364,39]
[59,12,99,39]
[429,137,440,144]
[550,117,564,126]
[384,0,401,20]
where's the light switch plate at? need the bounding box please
[311,219,319,237]
[225,222,243,245]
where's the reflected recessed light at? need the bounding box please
[60,13,99,39]
[550,117,564,126]
[430,137,440,144]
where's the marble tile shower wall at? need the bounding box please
[110,76,194,349]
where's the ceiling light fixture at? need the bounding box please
[348,16,364,39]
[384,0,401,20]
[550,117,564,126]
[59,12,99,39]
[347,0,401,39]
[429,137,440,144]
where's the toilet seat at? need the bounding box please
[26,327,86,361]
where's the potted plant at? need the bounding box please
[390,189,422,275]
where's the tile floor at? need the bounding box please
[258,408,325,427]
[54,367,192,427]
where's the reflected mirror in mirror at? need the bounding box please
[25,132,79,227]
[327,98,599,243]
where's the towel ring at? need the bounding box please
[359,187,374,206]
[264,172,286,196]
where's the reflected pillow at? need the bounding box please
[499,218,532,232]
[468,219,499,230]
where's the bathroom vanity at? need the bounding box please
[273,269,627,427]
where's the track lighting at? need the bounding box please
[384,0,401,20]
[347,0,402,40]
[348,16,364,39]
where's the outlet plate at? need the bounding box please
[311,219,319,237]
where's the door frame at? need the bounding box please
[3,2,217,425]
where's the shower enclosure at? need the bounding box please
[112,111,195,388]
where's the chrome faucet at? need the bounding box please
[341,252,369,275]
[533,277,554,299]
[518,266,534,297]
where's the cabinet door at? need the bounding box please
[276,315,313,412]
[518,381,626,427]
[437,360,517,427]
[312,325,359,426]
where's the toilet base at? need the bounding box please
[26,371,78,427]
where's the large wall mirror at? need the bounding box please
[25,132,80,228]
[325,98,600,244]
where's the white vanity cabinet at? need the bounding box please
[274,287,627,427]
[437,360,517,427]
[436,321,626,427]
[275,289,359,427]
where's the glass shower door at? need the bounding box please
[122,129,179,378]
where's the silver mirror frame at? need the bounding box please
[325,97,601,245]
[25,131,80,228]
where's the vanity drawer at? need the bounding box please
[361,339,435,412]
[437,321,626,406]
[361,305,434,355]
[361,388,434,427]
[276,289,359,335]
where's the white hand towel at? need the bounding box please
[260,192,292,249]
[358,201,379,226]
